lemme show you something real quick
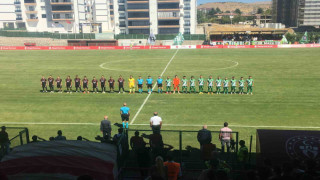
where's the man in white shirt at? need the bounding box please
[219,122,232,153]
[150,112,162,134]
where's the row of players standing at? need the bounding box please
[40,75,254,95]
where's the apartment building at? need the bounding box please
[0,0,197,34]
[272,0,320,28]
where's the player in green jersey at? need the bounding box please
[246,76,254,95]
[189,76,196,93]
[165,76,172,94]
[230,76,237,94]
[207,76,214,95]
[238,77,245,95]
[198,75,204,94]
[215,76,222,94]
[181,76,188,93]
[223,77,229,94]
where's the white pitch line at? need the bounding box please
[130,49,179,125]
[1,122,320,129]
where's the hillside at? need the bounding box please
[198,1,271,14]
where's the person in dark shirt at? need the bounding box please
[74,75,82,93]
[40,76,47,92]
[0,126,10,155]
[100,75,106,93]
[197,125,212,149]
[118,75,125,93]
[108,76,115,93]
[48,75,54,93]
[82,76,89,94]
[55,76,62,93]
[130,131,146,152]
[92,76,98,93]
[66,76,72,93]
[55,130,66,140]
[100,116,112,140]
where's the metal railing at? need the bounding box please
[0,30,95,39]
[0,127,29,159]
[115,34,206,40]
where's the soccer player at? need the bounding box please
[216,76,222,94]
[120,102,130,129]
[40,76,47,93]
[146,76,153,94]
[157,76,163,93]
[128,75,135,94]
[230,76,237,94]
[207,76,214,95]
[198,75,204,94]
[82,76,89,93]
[48,75,54,93]
[181,76,188,94]
[137,76,144,94]
[246,76,254,95]
[74,75,82,93]
[118,75,125,94]
[100,75,106,93]
[223,77,229,94]
[92,76,98,93]
[66,76,72,93]
[173,75,180,94]
[108,76,115,93]
[189,76,196,93]
[239,77,245,95]
[165,76,172,94]
[56,76,62,93]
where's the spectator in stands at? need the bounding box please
[219,122,232,153]
[149,132,164,159]
[112,128,123,144]
[150,112,162,134]
[55,130,66,140]
[0,126,10,155]
[100,115,112,140]
[238,140,248,165]
[130,131,149,178]
[197,125,212,149]
[77,136,83,141]
[31,135,38,143]
[130,131,146,152]
[164,154,181,180]
[201,143,217,161]
[49,137,55,141]
[147,156,168,180]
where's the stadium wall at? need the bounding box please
[0,37,68,46]
[0,44,320,50]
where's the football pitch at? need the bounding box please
[0,48,320,151]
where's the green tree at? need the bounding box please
[197,10,208,24]
[257,8,264,14]
[208,8,217,18]
[235,8,242,15]
[216,7,222,13]
[221,16,231,24]
[226,10,231,13]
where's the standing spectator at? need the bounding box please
[120,102,130,129]
[150,112,162,134]
[219,122,232,153]
[238,140,248,165]
[55,130,66,140]
[130,131,149,178]
[149,132,164,159]
[0,126,10,155]
[113,128,123,144]
[100,115,112,140]
[130,131,146,152]
[164,154,182,180]
[197,125,212,148]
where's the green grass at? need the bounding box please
[1,48,320,151]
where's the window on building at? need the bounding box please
[53,14,60,19]
[41,6,45,10]
[184,28,190,34]
[184,20,190,26]
[120,29,126,34]
[29,6,35,11]
[42,14,46,18]
[65,14,72,19]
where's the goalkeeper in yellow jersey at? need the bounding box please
[128,75,135,94]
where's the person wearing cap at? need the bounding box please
[150,112,162,134]
[120,102,130,129]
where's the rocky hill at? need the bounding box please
[198,1,271,14]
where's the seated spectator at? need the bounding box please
[31,135,38,143]
[197,125,212,148]
[112,128,123,144]
[147,156,168,180]
[77,136,83,141]
[130,131,146,152]
[0,126,10,155]
[54,130,66,140]
[164,154,181,180]
[237,140,248,164]
[201,143,217,161]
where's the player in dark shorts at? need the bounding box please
[66,76,72,93]
[100,75,106,93]
[92,76,98,93]
[118,75,125,93]
[74,75,82,93]
[82,76,89,93]
[55,76,62,93]
[48,75,54,93]
[108,76,115,93]
[40,76,47,93]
